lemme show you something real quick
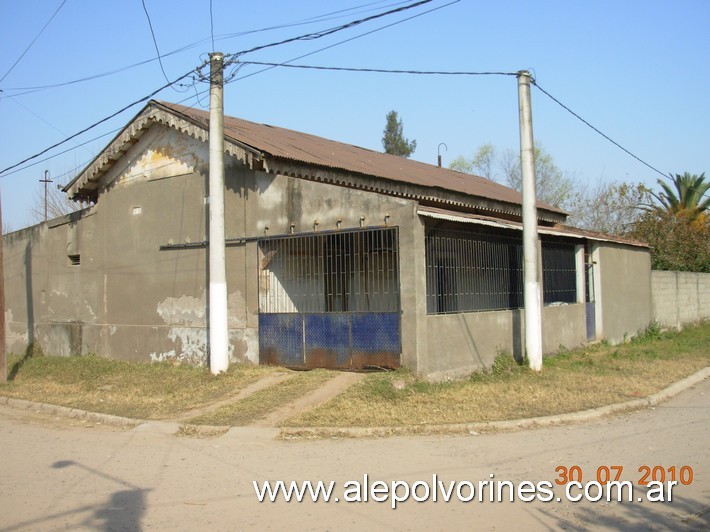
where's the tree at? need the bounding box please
[382,110,416,158]
[30,181,83,224]
[450,143,496,180]
[565,181,652,236]
[450,142,574,209]
[628,171,710,272]
[650,172,709,220]
[630,208,710,272]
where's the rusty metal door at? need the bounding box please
[259,312,400,370]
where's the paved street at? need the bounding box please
[1,379,708,531]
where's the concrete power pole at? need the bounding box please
[517,71,543,371]
[40,170,52,222]
[208,52,229,374]
[0,188,6,382]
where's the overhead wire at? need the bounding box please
[140,0,188,93]
[228,0,458,82]
[223,0,436,65]
[0,66,200,176]
[531,79,668,180]
[0,0,68,83]
[209,0,215,52]
[1,0,441,177]
[1,0,414,97]
[237,61,517,77]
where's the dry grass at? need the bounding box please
[285,322,710,427]
[186,369,335,426]
[0,352,275,420]
[1,322,707,429]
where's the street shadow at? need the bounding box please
[92,489,149,531]
[535,485,709,531]
[52,460,150,531]
[7,343,40,381]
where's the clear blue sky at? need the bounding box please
[1,0,708,231]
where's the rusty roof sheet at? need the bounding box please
[155,101,566,217]
[418,206,648,248]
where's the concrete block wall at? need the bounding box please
[651,271,710,329]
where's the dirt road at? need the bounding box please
[1,379,708,531]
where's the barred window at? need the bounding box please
[425,227,577,314]
[541,241,577,304]
[425,228,523,314]
[259,227,399,314]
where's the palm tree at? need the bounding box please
[651,172,709,220]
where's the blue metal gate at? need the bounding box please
[258,227,401,370]
[259,312,400,369]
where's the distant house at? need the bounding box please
[2,100,652,380]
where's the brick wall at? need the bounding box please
[651,271,710,329]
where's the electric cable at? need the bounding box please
[0,0,68,83]
[2,0,415,97]
[532,80,668,180]
[228,0,458,82]
[0,67,200,176]
[238,61,517,77]
[209,0,215,52]
[223,0,436,64]
[0,0,449,177]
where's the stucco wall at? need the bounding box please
[2,126,421,368]
[596,243,652,343]
[423,303,587,381]
[651,270,710,329]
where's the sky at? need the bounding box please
[1,0,708,232]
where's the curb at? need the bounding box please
[0,396,141,428]
[279,366,710,439]
[1,367,708,438]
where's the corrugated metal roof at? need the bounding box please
[155,101,566,218]
[417,206,648,248]
[65,100,567,220]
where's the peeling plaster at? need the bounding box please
[4,309,29,348]
[157,292,206,326]
[152,290,257,365]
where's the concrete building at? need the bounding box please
[2,101,652,380]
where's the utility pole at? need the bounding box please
[40,170,52,221]
[0,188,6,382]
[208,52,229,374]
[517,70,543,371]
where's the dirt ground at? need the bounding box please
[0,379,708,531]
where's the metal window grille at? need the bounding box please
[425,227,578,314]
[425,228,524,314]
[541,241,577,304]
[258,227,399,314]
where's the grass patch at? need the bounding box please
[285,321,710,427]
[0,351,275,420]
[186,369,335,426]
[1,322,707,429]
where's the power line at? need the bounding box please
[209,0,215,52]
[0,66,200,176]
[2,86,211,179]
[238,61,517,77]
[0,0,68,83]
[0,127,122,179]
[0,1,448,178]
[140,0,174,88]
[224,0,436,64]
[531,80,668,180]
[229,0,459,82]
[1,1,415,97]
